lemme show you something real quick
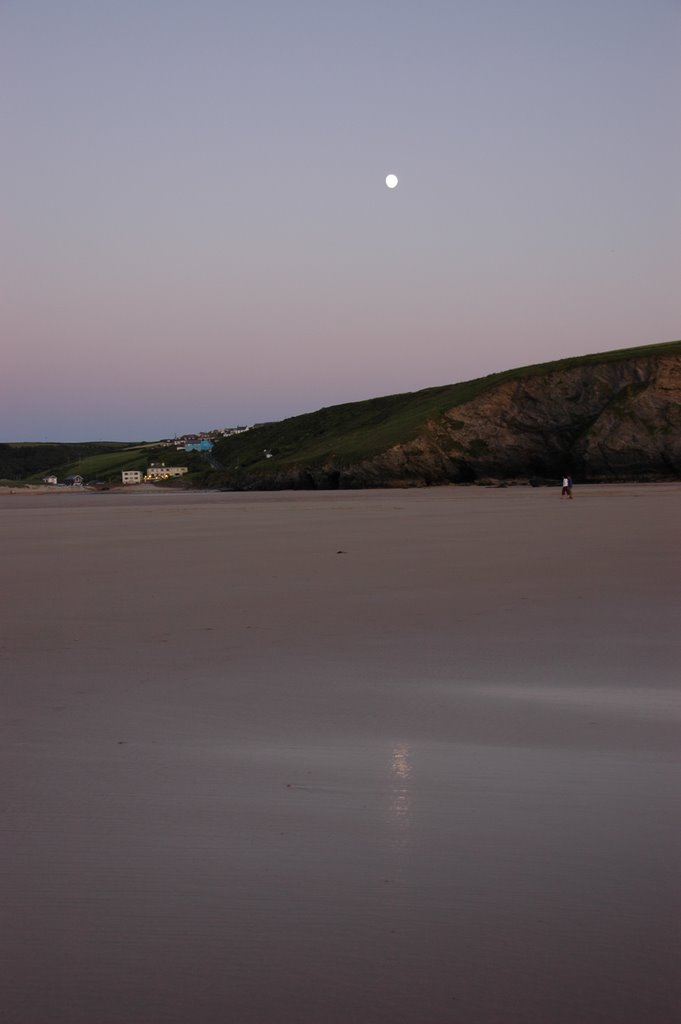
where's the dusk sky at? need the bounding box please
[3,0,679,441]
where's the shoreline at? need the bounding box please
[2,478,680,496]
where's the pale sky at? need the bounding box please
[2,0,679,440]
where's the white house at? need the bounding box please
[43,475,58,485]
[145,464,188,480]
[122,470,143,485]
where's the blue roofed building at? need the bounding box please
[182,438,213,453]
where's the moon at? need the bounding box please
[385,173,398,189]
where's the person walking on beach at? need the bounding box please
[561,475,570,497]
[567,475,573,498]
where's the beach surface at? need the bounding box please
[1,484,680,1023]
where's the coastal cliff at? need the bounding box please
[209,341,681,488]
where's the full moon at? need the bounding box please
[385,173,398,189]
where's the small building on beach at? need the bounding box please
[122,470,143,485]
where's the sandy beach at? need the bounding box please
[1,484,680,1024]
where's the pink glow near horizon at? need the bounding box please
[3,1,679,440]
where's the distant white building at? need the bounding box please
[43,475,58,485]
[145,464,188,480]
[122,470,143,485]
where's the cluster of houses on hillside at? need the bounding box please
[156,427,249,450]
[39,425,252,489]
[122,463,188,484]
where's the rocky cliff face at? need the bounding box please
[359,352,681,486]
[222,351,681,489]
[339,352,681,487]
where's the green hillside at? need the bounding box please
[55,446,154,481]
[55,445,202,483]
[0,442,136,482]
[209,339,681,482]
[0,440,202,483]
[5,338,680,487]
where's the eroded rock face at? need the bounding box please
[225,352,681,489]
[341,354,681,486]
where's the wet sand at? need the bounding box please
[2,484,680,1023]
